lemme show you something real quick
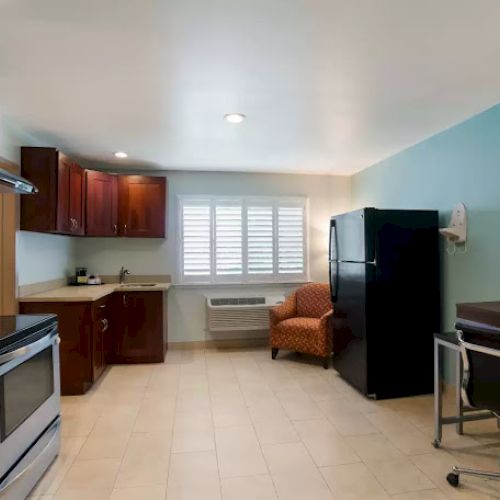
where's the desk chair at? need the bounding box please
[447,326,500,487]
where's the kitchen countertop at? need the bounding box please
[18,283,171,303]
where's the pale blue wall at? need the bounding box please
[352,104,500,331]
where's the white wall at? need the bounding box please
[0,112,75,287]
[75,170,351,342]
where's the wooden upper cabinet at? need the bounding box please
[21,148,167,238]
[118,175,166,238]
[86,170,118,236]
[21,147,85,235]
[21,147,59,233]
[57,154,85,235]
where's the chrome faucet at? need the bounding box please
[119,266,131,284]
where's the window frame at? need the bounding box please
[177,195,309,285]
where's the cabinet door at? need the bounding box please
[57,156,85,235]
[112,292,164,363]
[20,147,59,233]
[86,170,118,236]
[69,163,86,235]
[118,176,166,237]
[92,316,108,382]
[56,154,72,234]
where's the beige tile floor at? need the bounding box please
[29,348,500,500]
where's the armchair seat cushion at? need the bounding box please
[272,317,325,356]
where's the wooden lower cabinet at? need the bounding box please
[20,291,167,394]
[20,297,110,395]
[108,291,167,364]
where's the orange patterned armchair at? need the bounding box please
[270,283,333,369]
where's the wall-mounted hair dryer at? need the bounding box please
[439,202,467,254]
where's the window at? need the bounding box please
[179,196,308,284]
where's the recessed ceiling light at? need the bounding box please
[114,151,128,159]
[224,113,246,124]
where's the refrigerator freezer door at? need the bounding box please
[333,208,375,263]
[332,261,376,396]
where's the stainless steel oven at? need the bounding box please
[0,315,60,500]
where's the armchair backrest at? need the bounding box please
[457,326,500,415]
[296,283,332,318]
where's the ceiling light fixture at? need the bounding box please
[114,151,128,159]
[224,113,246,124]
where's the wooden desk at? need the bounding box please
[457,301,500,330]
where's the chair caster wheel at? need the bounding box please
[432,439,440,449]
[446,472,459,487]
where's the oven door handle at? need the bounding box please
[0,330,59,365]
[0,417,60,494]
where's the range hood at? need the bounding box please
[0,167,38,194]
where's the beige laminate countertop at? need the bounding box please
[18,283,171,303]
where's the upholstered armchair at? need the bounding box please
[270,283,333,369]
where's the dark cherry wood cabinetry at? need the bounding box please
[92,297,110,382]
[118,176,166,238]
[86,170,118,236]
[20,296,110,395]
[21,147,85,235]
[109,291,167,363]
[21,147,166,238]
[20,290,167,395]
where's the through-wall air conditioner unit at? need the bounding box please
[206,295,285,332]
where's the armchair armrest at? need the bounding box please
[270,292,297,327]
[319,309,333,328]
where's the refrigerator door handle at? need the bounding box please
[329,219,338,262]
[331,261,339,303]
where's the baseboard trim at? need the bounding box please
[168,338,269,350]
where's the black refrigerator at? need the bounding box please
[329,208,440,399]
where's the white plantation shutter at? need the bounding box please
[179,196,307,284]
[181,201,211,280]
[215,203,242,278]
[247,205,274,275]
[278,204,305,275]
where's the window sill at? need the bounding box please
[172,281,311,289]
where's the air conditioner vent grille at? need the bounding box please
[211,297,266,307]
[206,294,284,332]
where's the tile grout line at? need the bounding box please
[107,366,152,498]
[205,349,227,500]
[230,349,280,499]
[273,359,341,499]
[164,354,182,500]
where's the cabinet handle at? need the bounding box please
[101,319,109,332]
[114,224,118,235]
[124,224,127,235]
[99,304,106,309]
[123,294,126,306]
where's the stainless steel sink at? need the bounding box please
[119,283,157,288]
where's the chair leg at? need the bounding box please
[323,356,330,369]
[271,348,279,360]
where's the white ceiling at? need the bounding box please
[1,0,500,175]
